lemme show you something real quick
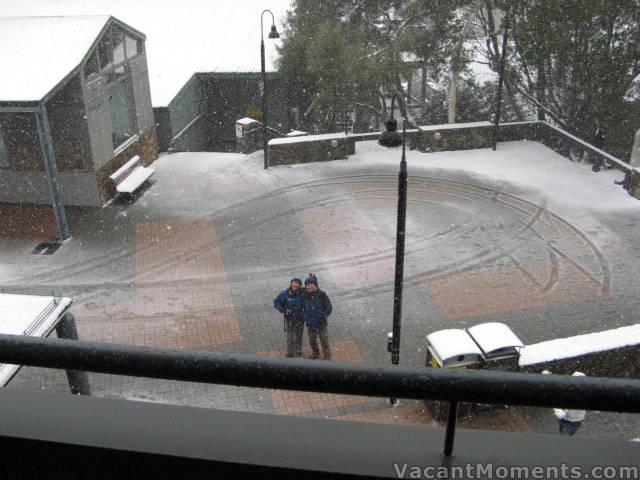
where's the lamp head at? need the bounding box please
[268,25,280,39]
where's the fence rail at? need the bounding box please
[1,333,639,413]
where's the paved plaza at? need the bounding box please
[2,141,639,439]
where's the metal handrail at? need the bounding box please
[169,111,206,151]
[1,333,639,413]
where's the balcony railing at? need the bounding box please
[1,333,639,459]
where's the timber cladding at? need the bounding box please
[95,128,158,202]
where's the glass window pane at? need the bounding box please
[98,28,113,70]
[125,35,138,59]
[84,51,99,78]
[0,126,8,169]
[107,80,135,149]
[112,28,125,64]
[107,65,127,84]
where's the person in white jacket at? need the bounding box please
[542,370,587,436]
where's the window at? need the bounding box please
[107,77,135,149]
[112,28,125,65]
[0,126,8,169]
[125,35,139,59]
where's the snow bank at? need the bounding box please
[344,140,639,213]
[419,121,492,131]
[519,324,640,366]
[269,132,346,145]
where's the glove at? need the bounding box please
[554,408,566,420]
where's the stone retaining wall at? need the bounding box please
[268,133,349,166]
[417,121,493,152]
[520,344,640,379]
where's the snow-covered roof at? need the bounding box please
[467,322,524,355]
[0,293,73,385]
[0,0,292,107]
[0,15,110,102]
[426,329,483,362]
[519,324,640,367]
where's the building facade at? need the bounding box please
[0,16,157,207]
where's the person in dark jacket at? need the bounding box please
[301,274,332,360]
[273,278,304,357]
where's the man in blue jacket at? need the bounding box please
[301,274,332,360]
[273,278,304,357]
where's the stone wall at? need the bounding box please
[95,127,158,202]
[520,344,640,379]
[417,121,493,153]
[268,133,349,166]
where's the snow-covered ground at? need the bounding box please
[276,140,638,214]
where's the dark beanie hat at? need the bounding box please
[305,273,318,287]
[291,278,302,285]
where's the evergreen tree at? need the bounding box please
[480,0,640,158]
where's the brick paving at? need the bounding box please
[3,145,640,440]
[262,340,371,415]
[0,203,57,239]
[298,206,395,286]
[75,218,241,348]
[424,258,607,320]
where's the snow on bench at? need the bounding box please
[116,165,155,194]
[108,155,155,195]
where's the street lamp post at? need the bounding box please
[260,9,280,169]
[378,93,402,147]
[389,118,408,405]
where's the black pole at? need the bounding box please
[389,120,407,405]
[443,401,458,457]
[261,38,268,169]
[492,10,510,151]
[54,313,91,396]
[35,105,70,241]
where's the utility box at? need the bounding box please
[466,322,524,371]
[235,117,261,154]
[425,329,484,420]
[426,329,484,369]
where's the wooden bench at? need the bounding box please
[108,155,155,196]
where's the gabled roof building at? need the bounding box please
[0,16,158,222]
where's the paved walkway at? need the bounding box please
[3,142,640,440]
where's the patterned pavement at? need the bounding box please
[3,143,640,440]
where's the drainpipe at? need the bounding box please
[35,103,70,241]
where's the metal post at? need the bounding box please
[390,120,407,404]
[443,400,458,457]
[261,37,268,169]
[492,10,510,151]
[35,104,71,241]
[55,313,91,395]
[260,9,279,170]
